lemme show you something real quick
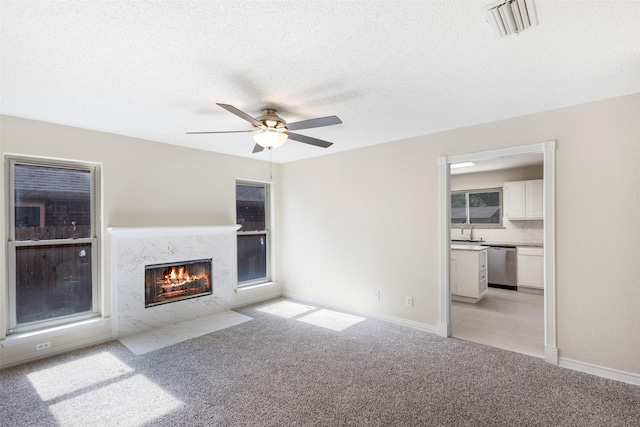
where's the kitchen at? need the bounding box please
[449,153,544,357]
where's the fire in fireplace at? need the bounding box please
[144,258,212,308]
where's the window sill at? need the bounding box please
[1,317,109,348]
[237,281,277,292]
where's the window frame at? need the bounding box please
[15,202,46,227]
[235,180,271,288]
[6,156,101,334]
[451,187,503,228]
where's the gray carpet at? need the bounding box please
[1,298,639,426]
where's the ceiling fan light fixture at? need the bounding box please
[253,129,288,149]
[188,103,340,153]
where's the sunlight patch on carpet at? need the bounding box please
[27,352,134,401]
[119,310,252,355]
[297,309,365,331]
[49,375,183,426]
[27,351,184,426]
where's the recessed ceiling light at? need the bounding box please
[483,0,538,38]
[451,162,477,169]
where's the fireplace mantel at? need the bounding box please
[109,224,240,338]
[108,225,241,237]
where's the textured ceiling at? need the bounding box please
[1,1,639,163]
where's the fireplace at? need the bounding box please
[109,225,238,338]
[144,258,212,308]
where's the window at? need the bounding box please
[7,158,100,334]
[236,181,270,286]
[451,189,502,226]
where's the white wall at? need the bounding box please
[281,141,440,325]
[280,93,640,375]
[0,116,281,367]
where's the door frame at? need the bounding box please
[438,141,558,365]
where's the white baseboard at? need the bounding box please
[544,345,558,365]
[559,357,640,386]
[437,322,450,338]
[0,333,113,369]
[281,291,439,334]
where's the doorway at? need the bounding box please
[437,142,558,365]
[450,153,543,357]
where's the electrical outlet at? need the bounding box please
[36,341,51,351]
[406,296,413,307]
[374,290,380,301]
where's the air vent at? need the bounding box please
[483,0,538,38]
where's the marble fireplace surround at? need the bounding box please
[108,225,240,338]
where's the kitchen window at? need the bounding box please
[6,157,101,334]
[451,189,502,226]
[236,181,270,287]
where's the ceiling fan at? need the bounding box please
[187,103,342,153]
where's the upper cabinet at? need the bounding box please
[504,179,543,220]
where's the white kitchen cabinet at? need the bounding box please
[517,246,544,291]
[504,179,543,220]
[451,247,488,303]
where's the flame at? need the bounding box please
[164,266,196,284]
[147,263,211,306]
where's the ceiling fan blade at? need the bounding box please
[286,116,342,131]
[186,130,254,134]
[216,103,262,127]
[252,144,265,153]
[286,132,333,148]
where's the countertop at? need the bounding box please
[484,241,543,248]
[451,244,489,251]
[451,240,543,248]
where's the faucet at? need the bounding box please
[462,219,474,241]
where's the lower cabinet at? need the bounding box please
[451,248,488,303]
[517,246,544,292]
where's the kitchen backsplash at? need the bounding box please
[453,220,543,244]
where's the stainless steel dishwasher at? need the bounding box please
[488,246,517,290]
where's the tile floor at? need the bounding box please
[119,310,252,355]
[451,287,544,358]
